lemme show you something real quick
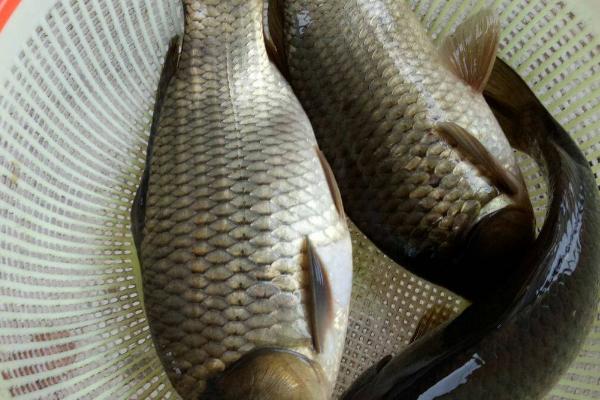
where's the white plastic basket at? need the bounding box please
[0,1,598,399]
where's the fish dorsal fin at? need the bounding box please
[409,305,448,344]
[441,9,500,92]
[436,122,522,197]
[306,237,334,353]
[315,147,347,224]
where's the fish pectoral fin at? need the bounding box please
[315,147,347,224]
[435,122,522,197]
[264,33,281,68]
[131,35,181,251]
[306,237,334,354]
[441,8,500,92]
[409,305,449,344]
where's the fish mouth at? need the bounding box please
[204,347,329,400]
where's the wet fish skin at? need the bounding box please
[274,0,534,300]
[342,59,600,400]
[133,1,352,398]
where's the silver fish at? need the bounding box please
[343,57,600,400]
[132,1,352,398]
[272,0,534,300]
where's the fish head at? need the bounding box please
[454,199,536,299]
[406,123,537,301]
[405,195,535,301]
[205,347,329,400]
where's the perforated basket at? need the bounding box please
[0,0,598,399]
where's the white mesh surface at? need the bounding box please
[0,1,183,398]
[0,0,598,399]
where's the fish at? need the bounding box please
[341,58,600,399]
[131,1,352,398]
[270,0,535,300]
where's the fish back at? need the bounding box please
[137,0,351,397]
[278,0,531,298]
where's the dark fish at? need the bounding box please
[132,1,352,398]
[272,0,535,300]
[341,58,600,400]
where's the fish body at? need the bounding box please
[132,1,352,398]
[275,0,534,299]
[343,59,600,400]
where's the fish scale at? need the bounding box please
[136,1,351,398]
[279,0,522,276]
[339,58,600,400]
